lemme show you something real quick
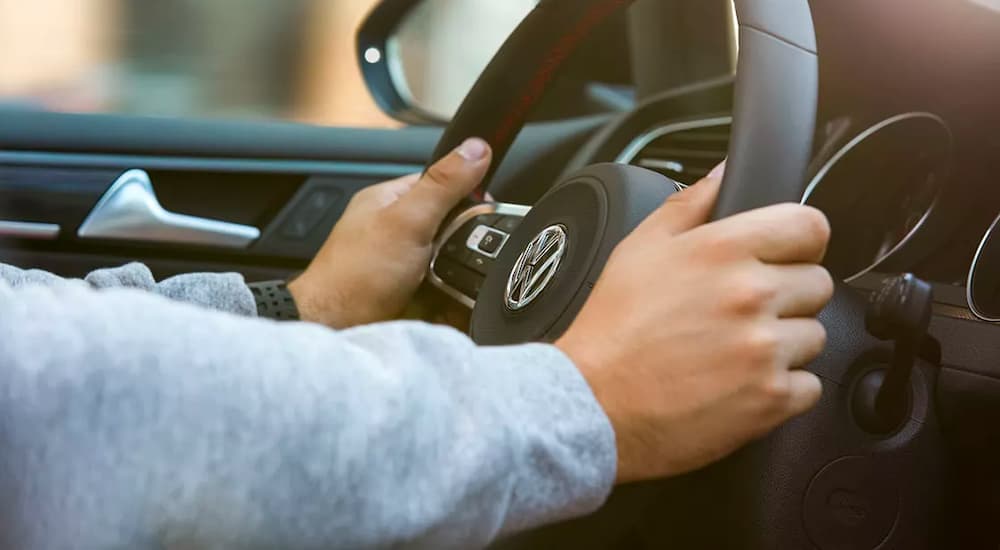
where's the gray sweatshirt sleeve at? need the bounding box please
[0,262,257,316]
[0,280,616,549]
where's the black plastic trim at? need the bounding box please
[355,0,446,125]
[0,151,419,179]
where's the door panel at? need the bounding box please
[0,111,607,281]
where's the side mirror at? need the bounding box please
[357,0,535,124]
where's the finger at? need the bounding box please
[708,203,831,264]
[648,160,726,236]
[783,370,824,417]
[766,264,835,318]
[391,138,492,241]
[774,318,828,368]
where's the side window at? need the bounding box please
[0,0,400,128]
[391,0,537,120]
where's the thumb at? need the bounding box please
[392,138,492,242]
[651,160,726,236]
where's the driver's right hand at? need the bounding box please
[557,162,835,484]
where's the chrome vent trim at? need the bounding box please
[616,116,732,187]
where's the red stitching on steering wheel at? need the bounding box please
[492,0,631,146]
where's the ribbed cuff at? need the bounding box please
[481,343,617,536]
[156,272,258,318]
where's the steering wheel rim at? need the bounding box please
[426,2,949,548]
[427,0,819,220]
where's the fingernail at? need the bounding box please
[709,159,727,180]
[456,138,489,162]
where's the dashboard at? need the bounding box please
[558,0,1000,330]
[812,0,1000,293]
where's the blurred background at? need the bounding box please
[0,0,514,128]
[0,1,739,129]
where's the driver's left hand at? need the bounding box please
[289,138,492,329]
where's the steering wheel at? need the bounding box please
[425,1,946,548]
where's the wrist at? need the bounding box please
[555,336,634,485]
[287,273,346,328]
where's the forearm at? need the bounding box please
[0,282,615,549]
[0,262,256,316]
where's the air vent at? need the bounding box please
[616,117,731,187]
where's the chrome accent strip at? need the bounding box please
[429,202,531,309]
[0,220,61,240]
[801,112,950,283]
[728,0,740,72]
[615,116,733,166]
[78,169,261,248]
[967,212,1000,323]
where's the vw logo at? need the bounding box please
[505,225,568,311]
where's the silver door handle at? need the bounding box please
[78,169,261,248]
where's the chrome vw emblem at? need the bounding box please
[505,225,568,311]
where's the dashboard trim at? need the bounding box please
[967,211,1000,323]
[801,112,951,283]
[614,116,733,166]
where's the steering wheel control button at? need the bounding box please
[466,225,509,258]
[804,457,899,550]
[433,257,484,299]
[463,253,491,276]
[442,240,464,258]
[478,231,505,255]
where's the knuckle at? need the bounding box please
[742,325,782,366]
[796,205,832,245]
[809,321,829,355]
[700,226,741,259]
[425,162,459,189]
[758,375,793,404]
[726,273,776,314]
[814,266,836,299]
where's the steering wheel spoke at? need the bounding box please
[430,202,531,308]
